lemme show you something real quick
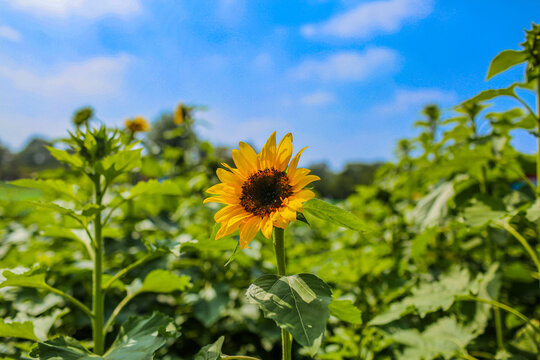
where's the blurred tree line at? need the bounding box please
[0,107,381,199]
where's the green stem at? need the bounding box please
[456,295,540,335]
[537,78,540,196]
[103,253,158,290]
[273,227,292,360]
[502,222,540,276]
[103,292,136,336]
[44,285,93,319]
[92,175,105,355]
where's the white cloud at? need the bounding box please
[0,54,131,97]
[301,91,335,106]
[302,0,433,39]
[370,88,456,117]
[198,109,290,150]
[3,0,142,18]
[294,48,399,82]
[0,25,21,42]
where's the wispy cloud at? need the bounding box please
[370,88,456,117]
[0,25,22,42]
[301,91,335,106]
[294,48,400,82]
[302,0,433,39]
[3,0,142,19]
[0,55,131,97]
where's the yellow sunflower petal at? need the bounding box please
[239,142,260,171]
[276,133,293,171]
[206,183,240,196]
[292,174,320,191]
[203,195,240,204]
[287,146,307,179]
[260,216,274,239]
[259,132,277,169]
[216,221,241,240]
[214,204,243,222]
[292,189,315,202]
[239,216,261,249]
[216,168,243,185]
[222,162,247,180]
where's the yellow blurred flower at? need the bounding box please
[174,104,185,125]
[125,116,150,133]
[204,132,319,249]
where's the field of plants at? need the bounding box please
[0,24,539,360]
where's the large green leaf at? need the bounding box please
[10,179,78,203]
[33,313,175,359]
[246,273,332,355]
[0,320,38,341]
[105,312,175,360]
[194,336,225,360]
[486,50,528,80]
[462,83,518,105]
[303,199,373,232]
[370,264,500,326]
[393,316,477,360]
[46,147,84,168]
[462,196,506,228]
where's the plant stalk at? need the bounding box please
[537,77,540,196]
[92,175,105,355]
[273,227,292,360]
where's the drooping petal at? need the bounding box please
[206,183,241,196]
[239,216,261,249]
[276,133,293,171]
[214,204,243,222]
[260,216,274,239]
[215,220,241,240]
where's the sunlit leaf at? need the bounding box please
[247,273,332,356]
[486,50,528,80]
[303,199,374,232]
[329,299,362,325]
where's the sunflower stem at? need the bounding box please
[92,175,105,355]
[273,227,292,360]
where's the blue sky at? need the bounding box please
[0,0,538,168]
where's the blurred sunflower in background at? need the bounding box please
[204,132,319,248]
[125,116,151,133]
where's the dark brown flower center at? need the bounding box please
[240,168,293,217]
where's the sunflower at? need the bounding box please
[125,116,151,133]
[204,132,319,249]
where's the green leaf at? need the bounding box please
[369,267,471,325]
[30,337,97,359]
[392,316,477,360]
[0,183,42,201]
[194,336,225,360]
[105,312,175,360]
[0,320,38,341]
[46,146,83,168]
[409,181,454,230]
[526,199,540,222]
[462,83,518,105]
[128,179,181,199]
[487,50,528,80]
[246,273,332,356]
[138,270,191,294]
[462,197,506,227]
[10,179,78,202]
[303,199,373,232]
[509,320,540,355]
[191,283,229,327]
[329,299,362,325]
[0,269,48,290]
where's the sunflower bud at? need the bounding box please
[125,116,151,133]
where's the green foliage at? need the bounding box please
[246,273,332,355]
